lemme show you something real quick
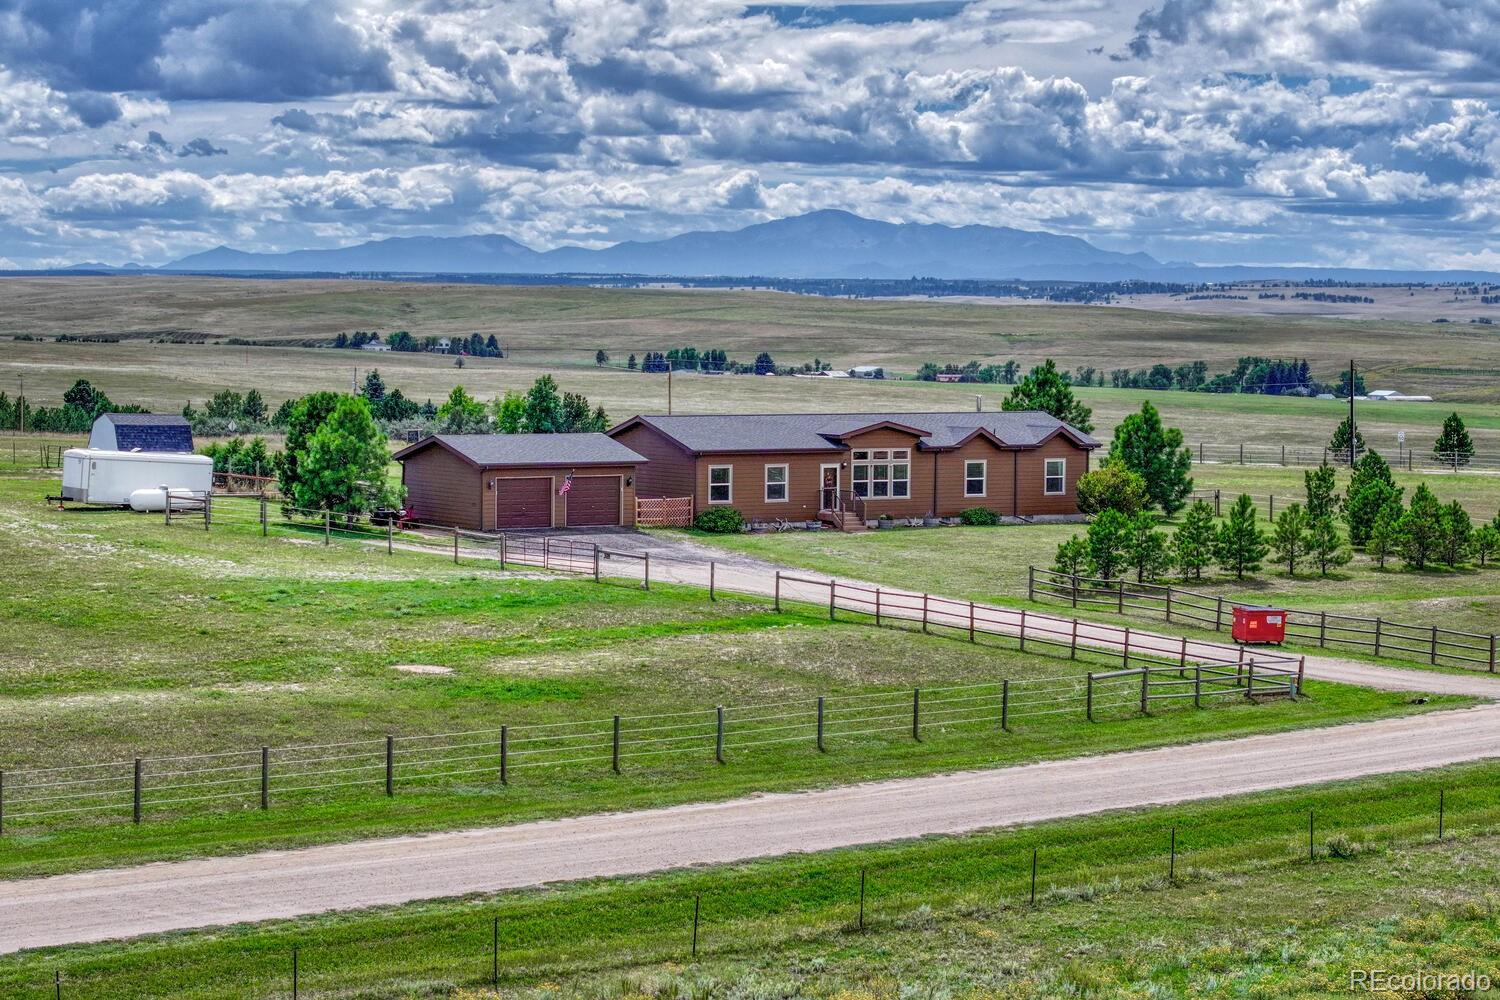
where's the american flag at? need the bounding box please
[559,473,573,496]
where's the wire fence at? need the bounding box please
[21,768,1500,998]
[1163,441,1500,473]
[1028,565,1498,672]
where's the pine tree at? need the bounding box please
[1002,359,1094,433]
[1051,536,1088,577]
[1367,499,1402,569]
[522,375,565,432]
[360,370,386,402]
[291,396,397,514]
[1472,524,1500,566]
[1438,500,1472,567]
[1271,502,1310,576]
[1085,508,1131,580]
[1304,463,1337,522]
[1432,412,1474,467]
[595,349,609,366]
[1328,415,1365,462]
[1308,513,1351,576]
[1125,512,1172,582]
[1343,450,1401,546]
[1215,494,1269,580]
[1173,500,1217,580]
[627,353,637,370]
[1108,401,1194,514]
[1396,483,1443,570]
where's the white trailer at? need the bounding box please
[61,449,214,506]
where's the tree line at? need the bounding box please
[330,331,504,357]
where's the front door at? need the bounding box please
[820,465,840,510]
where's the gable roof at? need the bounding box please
[394,432,646,468]
[96,412,194,453]
[610,411,1098,454]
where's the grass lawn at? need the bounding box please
[0,472,1464,879]
[4,761,1499,999]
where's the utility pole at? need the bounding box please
[667,359,673,415]
[1348,359,1356,467]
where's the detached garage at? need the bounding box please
[394,433,645,532]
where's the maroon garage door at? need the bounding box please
[565,476,621,527]
[495,477,552,529]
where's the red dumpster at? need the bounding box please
[1232,605,1286,644]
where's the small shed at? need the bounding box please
[394,433,647,531]
[89,413,194,453]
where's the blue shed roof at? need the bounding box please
[98,413,194,453]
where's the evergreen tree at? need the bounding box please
[1396,483,1443,570]
[1002,359,1093,433]
[1472,524,1500,566]
[361,370,387,403]
[1124,511,1172,582]
[1308,513,1351,576]
[241,389,268,425]
[291,396,397,514]
[1108,401,1193,514]
[276,391,342,500]
[627,353,637,370]
[1304,463,1337,522]
[1085,508,1131,580]
[1367,499,1402,569]
[560,392,594,432]
[1432,412,1474,467]
[1051,536,1088,577]
[1215,494,1269,580]
[1343,450,1401,546]
[595,349,609,366]
[522,375,565,432]
[1173,500,1217,580]
[1271,502,1310,576]
[1438,500,1472,567]
[1328,415,1365,462]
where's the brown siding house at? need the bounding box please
[394,434,645,531]
[607,411,1096,527]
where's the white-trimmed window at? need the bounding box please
[852,448,910,499]
[1044,458,1066,495]
[764,464,789,502]
[708,465,733,503]
[964,460,987,497]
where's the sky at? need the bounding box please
[1,0,1499,270]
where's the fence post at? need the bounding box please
[1319,611,1327,647]
[542,535,550,570]
[829,579,836,620]
[1281,443,1286,466]
[1165,585,1172,623]
[612,716,621,774]
[499,534,506,570]
[323,510,330,545]
[453,527,460,564]
[1296,656,1305,695]
[1070,617,1078,659]
[385,735,394,796]
[709,560,716,601]
[1430,625,1438,665]
[858,868,866,931]
[1198,441,1203,463]
[260,495,268,537]
[1268,494,1274,520]
[969,601,976,642]
[691,894,701,958]
[1027,565,1034,601]
[1239,442,1244,464]
[1169,825,1176,883]
[1001,679,1010,732]
[1246,660,1256,699]
[1071,572,1078,609]
[1214,596,1224,631]
[1139,662,1149,713]
[911,688,920,741]
[643,551,650,590]
[261,746,270,810]
[1122,626,1131,669]
[203,492,212,531]
[500,725,509,786]
[163,484,171,527]
[1086,673,1094,722]
[492,915,499,989]
[133,757,142,824]
[816,696,825,752]
[1214,489,1221,517]
[921,594,929,634]
[1117,579,1124,615]
[1193,665,1202,708]
[715,707,724,764]
[1489,634,1496,673]
[593,545,601,583]
[1178,635,1188,676]
[1018,609,1026,652]
[1309,810,1315,862]
[1374,616,1383,656]
[1439,789,1445,839]
[774,571,781,612]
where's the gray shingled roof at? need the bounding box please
[402,433,646,467]
[616,411,1097,454]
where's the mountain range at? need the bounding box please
[97,210,1500,283]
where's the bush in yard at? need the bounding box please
[1308,513,1351,576]
[1085,508,1131,580]
[1075,461,1147,516]
[959,507,1000,526]
[1271,502,1310,576]
[694,507,745,533]
[1108,401,1194,514]
[1215,494,1269,580]
[1396,483,1443,570]
[1172,500,1217,581]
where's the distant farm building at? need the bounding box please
[1367,389,1434,402]
[849,365,884,379]
[395,433,645,530]
[88,413,193,453]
